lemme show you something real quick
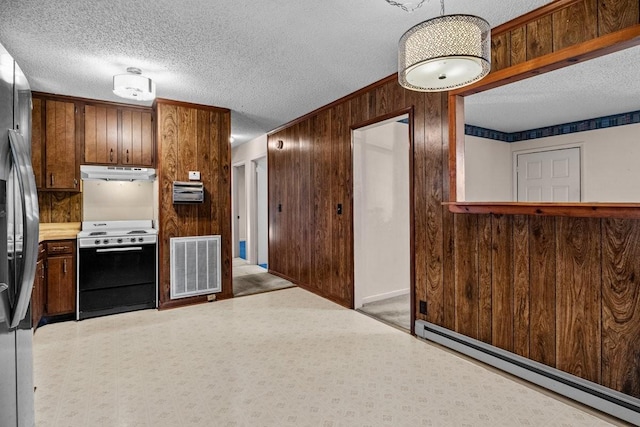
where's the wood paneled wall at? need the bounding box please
[38,192,82,223]
[156,99,232,308]
[267,0,640,399]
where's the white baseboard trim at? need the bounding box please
[415,320,640,426]
[361,288,409,305]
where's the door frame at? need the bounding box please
[350,106,416,334]
[231,162,245,260]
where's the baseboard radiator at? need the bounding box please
[415,320,640,425]
[170,235,221,299]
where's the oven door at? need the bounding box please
[78,243,156,319]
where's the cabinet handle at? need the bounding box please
[126,149,129,163]
[51,246,67,252]
[63,259,67,274]
[109,148,114,162]
[50,173,55,186]
[74,178,78,188]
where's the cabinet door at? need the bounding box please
[84,104,118,164]
[46,255,75,315]
[45,100,78,190]
[31,97,44,189]
[121,110,154,166]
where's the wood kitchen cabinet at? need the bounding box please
[45,240,76,316]
[31,244,46,330]
[84,103,154,167]
[31,94,80,191]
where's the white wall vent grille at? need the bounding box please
[170,235,221,299]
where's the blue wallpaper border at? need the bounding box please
[465,110,640,143]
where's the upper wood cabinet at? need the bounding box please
[83,104,154,167]
[31,95,80,191]
[84,104,118,164]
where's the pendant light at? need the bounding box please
[395,0,491,92]
[113,67,156,101]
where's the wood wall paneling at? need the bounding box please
[598,0,640,36]
[453,214,479,339]
[311,110,333,297]
[528,216,557,367]
[526,15,554,60]
[298,121,312,286]
[552,0,598,51]
[512,215,531,358]
[510,27,528,67]
[218,109,232,298]
[265,0,640,400]
[158,103,179,305]
[477,215,492,344]
[491,32,511,72]
[330,103,351,302]
[601,219,640,398]
[156,100,232,307]
[38,192,82,223]
[491,215,513,351]
[555,217,602,383]
[425,93,446,326]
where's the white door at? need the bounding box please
[516,147,581,202]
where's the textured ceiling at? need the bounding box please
[0,0,551,145]
[465,45,640,133]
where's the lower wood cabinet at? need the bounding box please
[45,240,76,316]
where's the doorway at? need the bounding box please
[352,113,412,331]
[232,156,292,297]
[232,164,247,259]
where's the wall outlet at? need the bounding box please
[419,300,427,315]
[189,171,201,181]
[207,294,216,302]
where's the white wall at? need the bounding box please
[255,157,268,266]
[465,135,512,201]
[236,165,246,241]
[83,181,155,221]
[464,123,640,202]
[353,120,410,308]
[231,134,268,264]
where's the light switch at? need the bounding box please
[188,171,201,181]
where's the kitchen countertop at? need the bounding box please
[39,222,81,242]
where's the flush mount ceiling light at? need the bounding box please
[390,0,491,92]
[113,67,156,101]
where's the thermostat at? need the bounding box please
[188,171,201,181]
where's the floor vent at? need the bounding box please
[170,235,221,299]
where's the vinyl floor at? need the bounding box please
[33,287,626,427]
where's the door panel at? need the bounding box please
[517,147,580,202]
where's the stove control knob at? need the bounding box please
[95,239,100,245]
[103,239,109,245]
[131,237,136,243]
[138,237,144,243]
[117,238,123,244]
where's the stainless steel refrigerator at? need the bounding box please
[0,42,39,427]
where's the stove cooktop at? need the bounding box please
[77,220,157,248]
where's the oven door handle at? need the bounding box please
[95,247,144,253]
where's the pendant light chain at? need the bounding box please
[440,0,445,16]
[384,0,427,13]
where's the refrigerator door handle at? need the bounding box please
[8,130,39,328]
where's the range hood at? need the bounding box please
[80,165,156,181]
